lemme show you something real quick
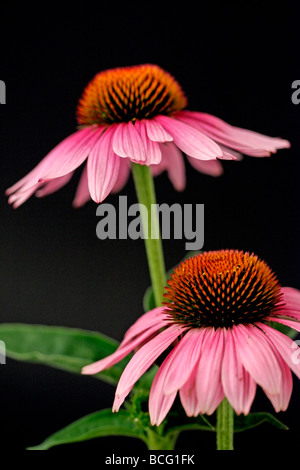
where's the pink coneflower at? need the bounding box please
[82,250,300,426]
[6,65,290,208]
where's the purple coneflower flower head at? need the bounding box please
[6,65,290,208]
[82,250,300,426]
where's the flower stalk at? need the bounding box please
[216,398,234,450]
[131,162,166,307]
[146,428,178,451]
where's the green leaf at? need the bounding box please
[270,321,299,339]
[0,323,129,385]
[234,412,289,432]
[28,409,148,450]
[143,250,201,312]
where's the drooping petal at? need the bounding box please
[222,328,256,415]
[186,155,224,177]
[36,172,74,198]
[74,157,131,207]
[263,354,293,412]
[111,158,131,194]
[152,143,186,191]
[38,127,105,181]
[163,329,205,395]
[219,144,243,161]
[112,121,147,163]
[6,127,101,207]
[121,307,168,347]
[179,364,199,417]
[87,126,120,203]
[281,287,300,308]
[6,172,38,198]
[81,319,167,376]
[155,115,223,161]
[72,165,90,208]
[134,120,162,165]
[112,324,186,412]
[149,358,177,426]
[272,287,300,320]
[149,328,205,425]
[261,324,300,379]
[178,110,290,156]
[143,119,173,143]
[195,328,225,415]
[280,363,293,411]
[232,324,283,396]
[8,184,40,209]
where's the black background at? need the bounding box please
[0,1,299,454]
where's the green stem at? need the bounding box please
[216,398,234,450]
[131,163,166,306]
[146,429,178,450]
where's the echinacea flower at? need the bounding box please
[82,250,300,426]
[6,65,290,208]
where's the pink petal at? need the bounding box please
[81,320,167,376]
[281,286,300,308]
[163,329,205,395]
[112,324,186,412]
[8,184,40,208]
[6,127,94,197]
[72,165,90,208]
[111,158,131,194]
[39,127,104,181]
[221,328,256,415]
[73,158,131,207]
[155,115,223,161]
[35,172,74,198]
[153,143,186,191]
[263,355,292,412]
[280,364,293,411]
[179,111,290,156]
[186,155,224,177]
[143,119,173,142]
[232,324,284,395]
[195,328,225,415]
[7,128,100,209]
[261,324,300,379]
[134,120,162,165]
[149,358,177,426]
[121,307,168,347]
[272,307,300,322]
[179,365,199,417]
[219,144,243,161]
[6,172,38,197]
[112,122,147,163]
[273,287,300,320]
[87,126,120,203]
